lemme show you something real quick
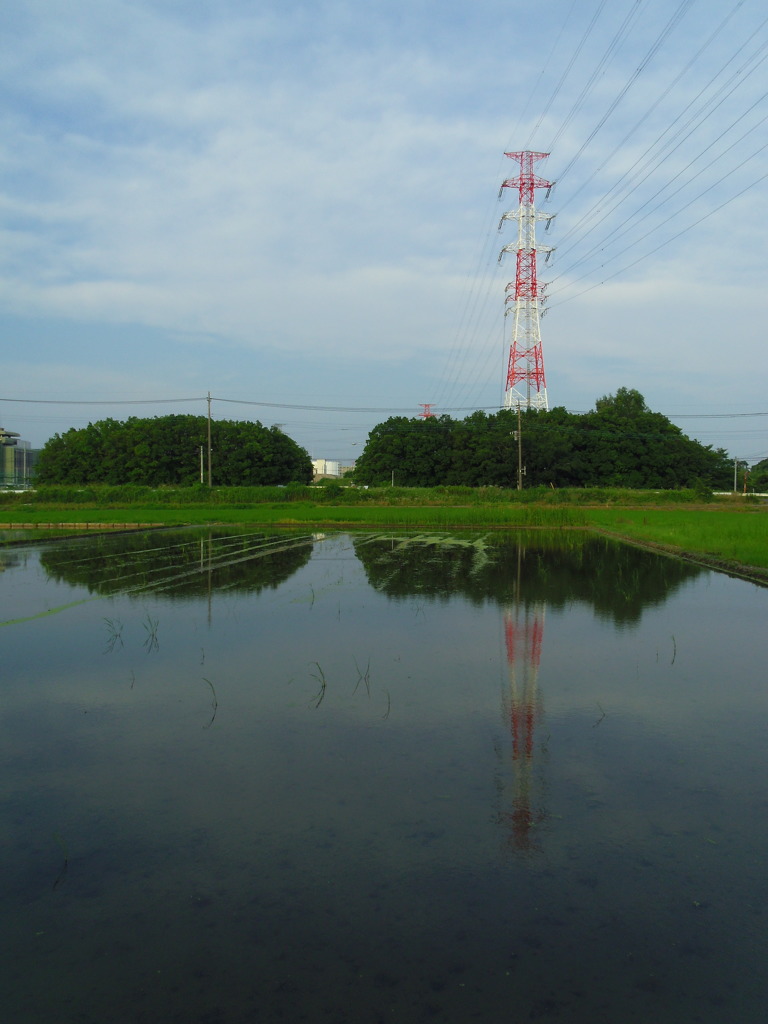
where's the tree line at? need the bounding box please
[35,415,313,486]
[352,388,734,490]
[749,457,768,492]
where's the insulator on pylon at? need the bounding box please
[498,244,515,264]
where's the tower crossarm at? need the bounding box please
[498,242,554,264]
[504,150,549,162]
[498,209,556,232]
[498,174,552,198]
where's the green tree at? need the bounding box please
[748,457,768,492]
[35,415,312,485]
[594,386,648,417]
[353,416,454,486]
[352,390,734,490]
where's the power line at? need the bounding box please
[547,0,697,184]
[550,21,768,275]
[550,0,750,225]
[523,0,612,151]
[2,394,767,419]
[434,2,768,414]
[547,160,768,309]
[0,396,204,405]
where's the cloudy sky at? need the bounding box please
[1,0,766,465]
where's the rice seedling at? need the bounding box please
[202,677,218,728]
[103,616,124,653]
[309,662,327,708]
[353,657,371,697]
[142,613,159,653]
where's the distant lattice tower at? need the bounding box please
[498,151,555,410]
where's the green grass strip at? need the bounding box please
[2,497,766,572]
[582,508,768,570]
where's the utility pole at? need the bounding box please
[206,392,212,487]
[517,406,523,490]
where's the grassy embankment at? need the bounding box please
[582,507,768,575]
[1,484,766,575]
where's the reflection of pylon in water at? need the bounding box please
[501,601,545,851]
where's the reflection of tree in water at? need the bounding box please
[39,528,316,599]
[0,551,24,573]
[355,530,707,854]
[353,530,704,625]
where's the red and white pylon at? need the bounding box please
[498,151,555,411]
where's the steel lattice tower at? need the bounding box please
[498,151,555,410]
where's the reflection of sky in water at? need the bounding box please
[1,529,767,1022]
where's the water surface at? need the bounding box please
[1,528,766,1022]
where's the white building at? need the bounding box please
[312,458,341,478]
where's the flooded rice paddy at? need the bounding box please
[1,526,767,1023]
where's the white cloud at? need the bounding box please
[0,0,767,458]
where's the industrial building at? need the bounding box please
[0,428,39,489]
[312,458,346,479]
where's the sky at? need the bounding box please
[1,0,767,467]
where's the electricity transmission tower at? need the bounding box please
[498,151,555,410]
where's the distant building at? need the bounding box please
[0,429,39,489]
[312,458,341,479]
